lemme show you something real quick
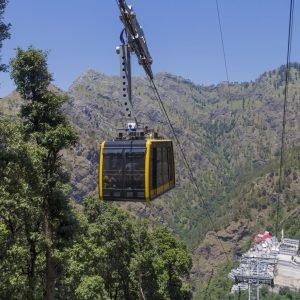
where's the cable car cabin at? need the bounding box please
[99,139,175,201]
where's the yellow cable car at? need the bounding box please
[99,1,176,202]
[99,139,175,201]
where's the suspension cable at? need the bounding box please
[275,0,295,237]
[215,0,229,83]
[148,77,230,263]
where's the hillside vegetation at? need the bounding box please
[65,64,300,246]
[1,63,300,296]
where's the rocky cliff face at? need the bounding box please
[191,220,252,281]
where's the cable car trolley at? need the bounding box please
[98,0,175,201]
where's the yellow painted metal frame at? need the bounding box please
[146,139,175,201]
[99,138,174,201]
[99,141,105,200]
[144,139,152,201]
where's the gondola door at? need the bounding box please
[102,147,125,199]
[124,147,145,200]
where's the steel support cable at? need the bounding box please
[275,0,295,237]
[148,77,230,263]
[215,2,240,237]
[215,0,229,83]
[215,0,234,119]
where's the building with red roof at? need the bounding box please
[262,234,272,241]
[254,230,272,244]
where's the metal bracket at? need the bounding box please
[116,44,135,121]
[117,0,153,79]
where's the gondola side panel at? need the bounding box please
[148,140,175,200]
[99,141,106,200]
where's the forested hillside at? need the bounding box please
[1,63,300,297]
[64,65,300,246]
[3,64,299,233]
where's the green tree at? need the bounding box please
[10,47,77,299]
[58,196,136,299]
[75,276,109,300]
[0,0,11,72]
[60,196,192,300]
[194,263,236,300]
[84,196,136,299]
[149,227,192,299]
[0,119,45,298]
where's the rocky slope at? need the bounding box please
[61,65,300,244]
[192,162,300,280]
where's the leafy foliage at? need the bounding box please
[194,263,235,300]
[0,119,45,297]
[10,47,52,99]
[59,196,192,300]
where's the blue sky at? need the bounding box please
[0,0,299,97]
